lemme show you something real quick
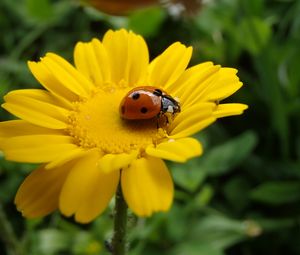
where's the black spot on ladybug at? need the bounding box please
[153,89,162,96]
[121,105,125,114]
[140,107,148,114]
[132,93,140,100]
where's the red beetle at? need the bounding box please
[119,86,180,120]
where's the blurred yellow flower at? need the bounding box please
[0,29,247,223]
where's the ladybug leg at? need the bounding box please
[165,114,174,126]
[156,114,161,129]
[165,115,169,125]
[156,111,165,129]
[162,114,171,127]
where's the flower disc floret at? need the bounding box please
[68,87,166,154]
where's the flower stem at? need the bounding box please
[112,183,128,255]
[0,203,23,255]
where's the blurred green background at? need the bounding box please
[1,0,300,254]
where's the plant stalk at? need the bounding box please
[0,203,22,255]
[111,182,128,255]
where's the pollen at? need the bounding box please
[67,87,167,154]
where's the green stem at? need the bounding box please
[112,182,128,255]
[0,203,22,255]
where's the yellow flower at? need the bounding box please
[0,29,247,223]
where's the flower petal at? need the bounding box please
[75,170,119,223]
[98,151,138,173]
[42,53,94,98]
[28,61,78,102]
[121,156,173,217]
[0,120,62,140]
[213,103,248,118]
[146,137,202,162]
[148,42,192,88]
[167,62,220,105]
[2,91,69,129]
[5,89,71,109]
[0,135,76,163]
[15,163,72,218]
[46,147,90,170]
[74,39,111,86]
[168,102,216,138]
[59,150,119,223]
[102,29,149,86]
[182,67,243,107]
[203,68,243,101]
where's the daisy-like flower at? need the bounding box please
[0,29,247,223]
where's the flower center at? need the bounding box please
[67,87,167,154]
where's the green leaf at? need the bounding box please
[189,215,250,249]
[194,184,214,207]
[171,159,206,192]
[236,17,271,55]
[172,243,224,255]
[255,218,295,231]
[36,229,70,254]
[128,7,166,37]
[250,181,300,205]
[199,130,258,176]
[242,0,264,16]
[223,177,251,211]
[26,0,53,22]
[72,231,102,255]
[165,204,189,242]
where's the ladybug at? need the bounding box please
[120,86,181,120]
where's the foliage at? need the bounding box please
[1,0,300,254]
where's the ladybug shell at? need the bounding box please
[120,86,163,120]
